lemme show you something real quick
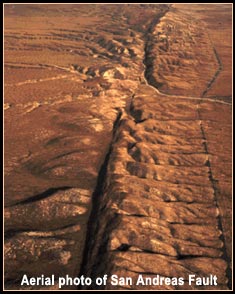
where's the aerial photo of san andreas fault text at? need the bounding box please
[4,3,232,291]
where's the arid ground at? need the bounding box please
[4,4,232,290]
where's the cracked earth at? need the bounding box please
[4,4,232,290]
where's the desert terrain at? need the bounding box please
[4,4,232,290]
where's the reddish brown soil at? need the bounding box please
[4,4,232,290]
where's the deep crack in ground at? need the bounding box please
[4,4,232,290]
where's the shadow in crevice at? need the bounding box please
[6,186,71,208]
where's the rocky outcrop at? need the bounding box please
[143,5,232,101]
[4,4,169,289]
[80,86,231,290]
